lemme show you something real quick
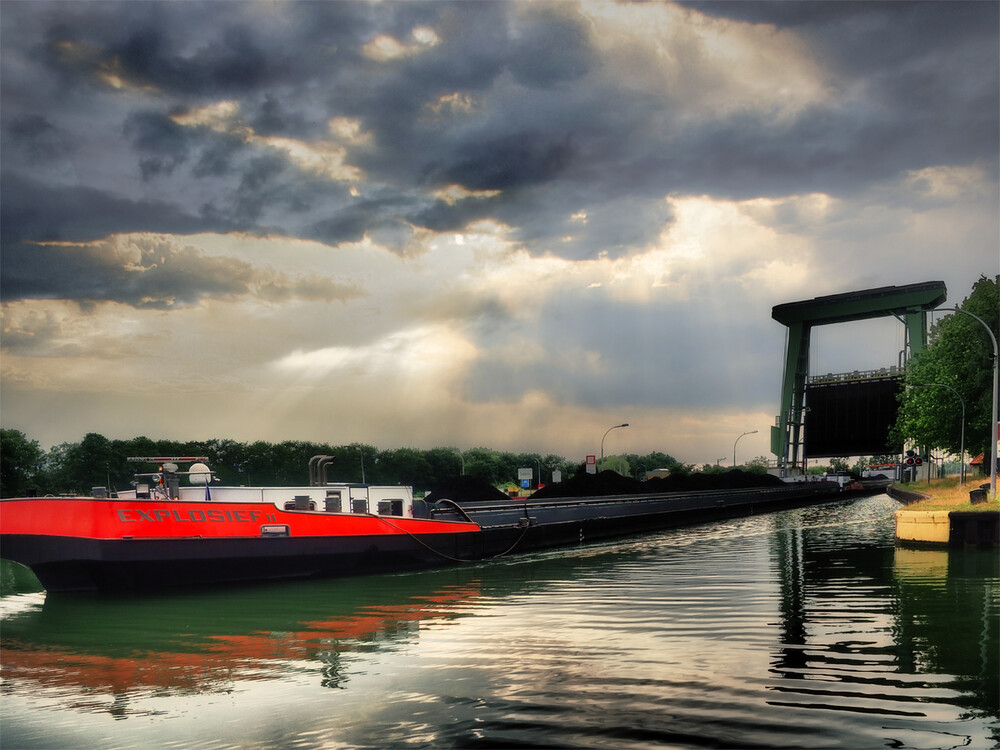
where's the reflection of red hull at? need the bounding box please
[0,581,482,707]
[0,497,482,592]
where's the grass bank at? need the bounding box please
[896,476,997,512]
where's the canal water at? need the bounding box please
[1,494,997,749]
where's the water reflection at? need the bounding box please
[0,542,662,716]
[892,547,999,717]
[1,566,488,716]
[767,499,998,745]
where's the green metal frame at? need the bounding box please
[770,281,947,476]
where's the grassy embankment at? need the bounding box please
[897,476,997,512]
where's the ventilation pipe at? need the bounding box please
[317,455,335,486]
[308,455,331,486]
[308,455,324,486]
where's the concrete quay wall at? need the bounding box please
[890,484,998,546]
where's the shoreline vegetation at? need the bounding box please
[897,476,997,513]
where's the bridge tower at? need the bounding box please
[771,281,947,476]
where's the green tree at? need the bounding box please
[464,447,503,486]
[0,429,45,497]
[541,453,572,484]
[425,447,465,483]
[378,447,433,489]
[851,456,872,475]
[893,275,999,465]
[45,433,117,494]
[743,456,770,474]
[828,457,850,473]
[597,454,632,475]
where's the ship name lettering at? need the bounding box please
[116,507,265,523]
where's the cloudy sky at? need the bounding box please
[1,1,997,466]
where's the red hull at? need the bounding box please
[0,496,479,540]
[0,497,483,592]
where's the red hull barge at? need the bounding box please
[0,496,483,592]
[0,497,480,591]
[0,456,890,593]
[0,456,488,592]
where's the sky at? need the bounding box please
[1,0,997,467]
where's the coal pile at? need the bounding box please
[643,469,785,493]
[529,468,785,499]
[425,475,511,504]
[529,470,644,499]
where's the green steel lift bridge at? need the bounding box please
[771,281,948,476]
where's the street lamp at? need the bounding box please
[355,445,366,484]
[734,430,758,468]
[934,307,997,498]
[601,423,629,459]
[912,382,965,486]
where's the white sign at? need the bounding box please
[551,469,562,483]
[517,468,533,482]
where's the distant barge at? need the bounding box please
[0,456,889,593]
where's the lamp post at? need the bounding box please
[601,423,629,459]
[355,445,366,484]
[934,307,997,498]
[734,430,758,468]
[912,382,965,486]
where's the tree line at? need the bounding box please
[893,274,999,468]
[0,430,696,498]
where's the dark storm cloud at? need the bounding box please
[0,231,364,309]
[428,132,577,192]
[110,25,274,95]
[1,0,997,298]
[40,5,310,97]
[678,1,995,49]
[674,1,999,176]
[250,95,316,140]
[1,240,249,308]
[0,173,232,247]
[409,195,502,234]
[123,110,192,180]
[0,167,364,307]
[506,6,596,87]
[3,114,73,163]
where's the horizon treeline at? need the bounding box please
[1,429,697,498]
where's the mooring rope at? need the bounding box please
[375,512,532,563]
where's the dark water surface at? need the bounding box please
[1,495,997,749]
